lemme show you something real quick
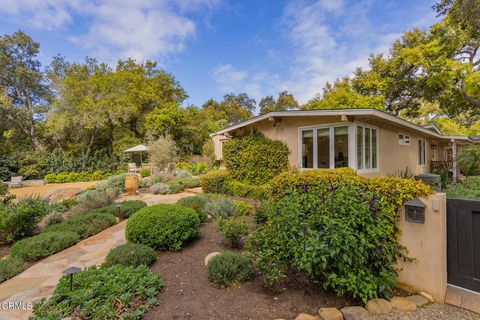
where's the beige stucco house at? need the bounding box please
[211,109,479,180]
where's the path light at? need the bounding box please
[63,266,81,291]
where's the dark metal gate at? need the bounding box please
[447,198,480,292]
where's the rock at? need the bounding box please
[318,307,343,320]
[340,306,369,320]
[366,298,392,315]
[204,252,220,266]
[406,295,430,307]
[295,314,320,320]
[419,291,434,303]
[391,297,417,312]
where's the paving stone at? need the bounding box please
[295,313,320,320]
[365,298,392,315]
[406,295,430,307]
[340,306,369,320]
[391,296,417,312]
[204,252,221,266]
[318,307,343,320]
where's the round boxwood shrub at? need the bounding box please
[222,133,290,184]
[176,196,208,222]
[11,231,80,261]
[207,251,254,286]
[94,200,147,219]
[104,243,156,267]
[126,204,200,251]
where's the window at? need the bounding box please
[357,125,378,171]
[300,125,349,169]
[398,133,410,145]
[418,139,426,166]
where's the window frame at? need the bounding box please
[355,123,380,173]
[418,138,426,166]
[398,132,411,145]
[298,122,353,170]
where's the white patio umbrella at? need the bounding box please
[123,144,149,165]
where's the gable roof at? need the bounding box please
[210,108,476,142]
[421,124,443,135]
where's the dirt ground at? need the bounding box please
[8,181,97,198]
[145,221,349,320]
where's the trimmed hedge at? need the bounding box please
[200,171,230,194]
[31,265,164,320]
[126,204,200,251]
[11,231,80,261]
[44,171,109,183]
[0,256,24,283]
[43,212,117,239]
[94,200,147,219]
[200,171,268,199]
[207,251,254,286]
[222,133,290,184]
[176,196,208,222]
[104,243,156,267]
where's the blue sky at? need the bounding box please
[0,0,438,107]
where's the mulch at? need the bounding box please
[144,220,350,320]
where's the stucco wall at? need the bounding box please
[216,116,434,176]
[396,192,447,303]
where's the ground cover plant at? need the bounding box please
[0,256,24,283]
[207,251,254,287]
[126,204,200,251]
[43,211,117,239]
[31,265,164,320]
[71,188,120,215]
[247,170,431,303]
[94,200,147,219]
[176,195,208,222]
[104,243,156,267]
[10,231,80,261]
[151,183,171,194]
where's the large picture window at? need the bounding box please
[300,125,349,169]
[357,125,378,171]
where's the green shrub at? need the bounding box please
[0,256,24,283]
[168,182,185,194]
[96,174,126,192]
[204,196,238,219]
[140,168,151,178]
[139,177,153,188]
[151,174,171,184]
[31,265,164,320]
[0,196,49,243]
[11,231,80,261]
[0,181,7,196]
[126,204,199,251]
[457,145,480,176]
[224,179,269,199]
[44,212,63,226]
[177,177,200,188]
[151,183,170,194]
[222,133,290,184]
[104,243,156,267]
[247,177,430,303]
[94,200,147,219]
[72,188,120,215]
[446,176,480,200]
[200,170,230,194]
[176,169,192,179]
[44,171,109,183]
[217,218,249,247]
[43,212,117,239]
[234,200,254,216]
[207,252,254,286]
[176,195,208,222]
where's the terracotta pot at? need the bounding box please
[124,174,139,195]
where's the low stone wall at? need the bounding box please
[396,192,447,303]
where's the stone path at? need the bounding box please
[0,189,200,320]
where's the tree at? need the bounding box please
[148,135,178,170]
[0,30,51,149]
[259,91,299,114]
[202,93,255,125]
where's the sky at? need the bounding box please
[0,0,439,108]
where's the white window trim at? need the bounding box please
[298,122,354,170]
[418,139,426,167]
[355,122,380,173]
[398,132,411,145]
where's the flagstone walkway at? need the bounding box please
[0,188,201,320]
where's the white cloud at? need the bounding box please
[0,0,220,62]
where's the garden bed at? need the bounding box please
[144,221,350,320]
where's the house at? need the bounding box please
[210,108,479,180]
